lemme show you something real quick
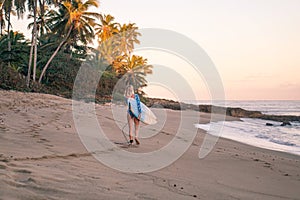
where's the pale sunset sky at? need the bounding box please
[11,0,300,100]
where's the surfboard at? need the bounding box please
[127,98,157,125]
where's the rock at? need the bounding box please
[266,123,273,126]
[227,107,263,118]
[260,115,300,122]
[145,98,300,122]
[146,98,181,110]
[280,121,291,126]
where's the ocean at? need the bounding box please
[194,100,300,156]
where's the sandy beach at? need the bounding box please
[0,90,299,200]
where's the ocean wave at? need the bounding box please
[269,139,296,147]
[195,118,300,156]
[255,134,269,139]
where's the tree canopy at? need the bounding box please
[0,0,153,101]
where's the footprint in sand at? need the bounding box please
[12,169,36,184]
[37,138,50,144]
[0,164,7,169]
[13,169,32,174]
[0,126,8,132]
[263,162,272,168]
[19,177,36,183]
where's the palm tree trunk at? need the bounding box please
[38,0,45,36]
[32,0,38,81]
[0,11,3,36]
[0,20,3,36]
[7,10,11,68]
[27,30,34,87]
[0,0,6,36]
[38,25,73,83]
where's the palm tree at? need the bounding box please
[95,15,142,71]
[2,0,14,67]
[1,0,36,83]
[37,0,56,36]
[28,5,53,37]
[95,14,151,92]
[95,14,119,43]
[14,0,27,18]
[17,0,36,84]
[27,0,51,85]
[95,14,120,65]
[27,0,58,85]
[117,55,153,90]
[39,0,99,83]
[110,23,141,76]
[117,23,140,56]
[32,0,38,81]
[27,18,36,85]
[0,31,29,70]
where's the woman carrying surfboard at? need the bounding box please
[124,85,141,145]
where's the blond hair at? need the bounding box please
[124,85,134,98]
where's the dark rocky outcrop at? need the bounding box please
[146,98,182,110]
[281,121,292,126]
[145,98,300,123]
[266,123,274,126]
[259,115,299,123]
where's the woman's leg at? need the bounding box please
[127,113,134,143]
[134,118,140,145]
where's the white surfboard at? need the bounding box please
[128,98,157,125]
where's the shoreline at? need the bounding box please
[3,88,300,154]
[212,131,300,159]
[1,90,300,199]
[2,89,300,149]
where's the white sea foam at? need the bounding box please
[192,100,300,155]
[196,118,300,156]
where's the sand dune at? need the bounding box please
[0,90,299,200]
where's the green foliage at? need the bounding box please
[0,0,153,101]
[97,70,118,97]
[43,54,81,97]
[45,0,99,47]
[0,31,30,72]
[0,62,28,91]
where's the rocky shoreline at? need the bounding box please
[146,98,300,123]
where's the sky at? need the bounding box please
[10,0,300,100]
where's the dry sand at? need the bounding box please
[0,90,299,200]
